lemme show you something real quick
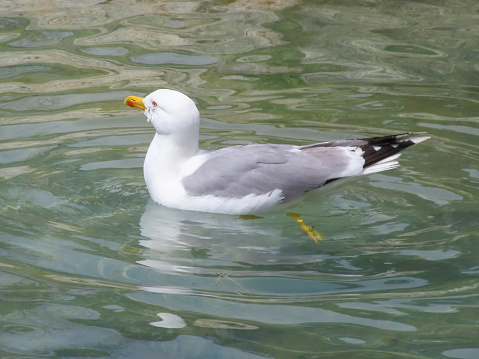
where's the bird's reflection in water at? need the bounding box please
[138,201,331,277]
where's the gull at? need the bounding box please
[125,89,429,215]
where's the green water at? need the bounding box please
[1,1,478,358]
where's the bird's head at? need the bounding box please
[125,89,200,137]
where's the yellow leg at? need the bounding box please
[287,213,324,243]
[239,214,264,220]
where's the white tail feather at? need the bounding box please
[361,160,400,175]
[361,153,402,175]
[377,153,401,164]
[408,136,430,145]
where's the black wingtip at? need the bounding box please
[360,133,430,168]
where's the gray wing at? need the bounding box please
[181,144,358,201]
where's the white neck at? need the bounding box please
[147,131,199,171]
[143,131,200,205]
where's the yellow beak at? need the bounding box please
[125,95,146,111]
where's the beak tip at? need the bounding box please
[124,95,146,110]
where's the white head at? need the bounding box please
[125,89,200,137]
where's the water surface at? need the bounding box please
[1,1,478,358]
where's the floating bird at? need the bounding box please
[125,89,429,215]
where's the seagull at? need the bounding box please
[125,89,429,215]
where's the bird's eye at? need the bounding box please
[152,101,157,108]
